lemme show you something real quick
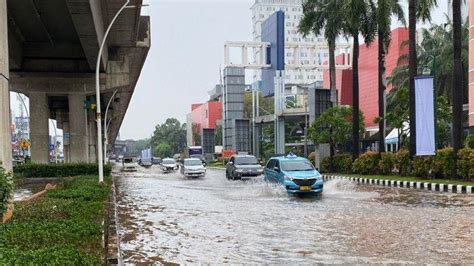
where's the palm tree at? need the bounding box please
[343,0,377,159]
[299,0,344,108]
[408,0,437,157]
[451,0,462,176]
[375,0,405,153]
[299,0,345,168]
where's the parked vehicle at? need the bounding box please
[116,155,124,163]
[225,155,263,180]
[264,153,323,194]
[161,158,178,173]
[122,156,138,172]
[181,158,206,178]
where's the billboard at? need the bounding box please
[415,76,435,156]
[261,11,285,96]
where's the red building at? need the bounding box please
[323,27,408,128]
[190,101,222,131]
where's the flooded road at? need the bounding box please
[115,167,474,264]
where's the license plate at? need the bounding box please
[300,186,311,191]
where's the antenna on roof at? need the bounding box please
[219,64,223,85]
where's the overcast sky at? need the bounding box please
[119,0,254,139]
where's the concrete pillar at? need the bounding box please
[68,94,88,162]
[469,2,474,132]
[0,0,12,171]
[88,112,97,162]
[29,93,50,163]
[62,121,70,163]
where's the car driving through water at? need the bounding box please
[264,153,323,194]
[122,156,138,172]
[161,158,178,173]
[181,158,206,178]
[226,155,264,180]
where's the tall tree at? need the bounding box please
[451,0,463,174]
[408,0,438,157]
[342,0,376,159]
[375,0,405,153]
[299,0,345,108]
[299,0,346,169]
[151,118,187,155]
[309,106,365,155]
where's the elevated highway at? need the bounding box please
[0,0,150,168]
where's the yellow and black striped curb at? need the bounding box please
[322,175,474,194]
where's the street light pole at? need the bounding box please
[104,89,118,165]
[96,0,130,183]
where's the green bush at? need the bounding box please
[352,151,380,175]
[0,167,14,216]
[13,163,112,178]
[412,156,433,178]
[394,149,411,176]
[332,153,353,173]
[457,148,474,180]
[378,152,395,175]
[0,175,109,264]
[319,156,331,173]
[432,147,455,178]
[465,135,474,149]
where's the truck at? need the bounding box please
[139,148,153,168]
[187,146,206,165]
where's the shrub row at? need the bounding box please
[320,148,474,180]
[0,167,14,217]
[0,175,110,264]
[13,163,112,178]
[320,154,352,173]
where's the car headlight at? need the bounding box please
[316,175,323,180]
[284,176,295,181]
[235,169,244,173]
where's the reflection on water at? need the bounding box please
[116,168,474,264]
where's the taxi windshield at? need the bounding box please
[163,159,175,164]
[281,160,314,171]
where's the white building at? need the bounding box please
[251,0,327,85]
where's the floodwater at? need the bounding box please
[115,167,474,264]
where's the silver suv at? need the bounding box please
[226,155,263,180]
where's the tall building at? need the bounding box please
[251,0,327,85]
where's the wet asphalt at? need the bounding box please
[114,166,474,264]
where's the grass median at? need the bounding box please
[326,173,474,187]
[0,175,110,265]
[207,161,226,169]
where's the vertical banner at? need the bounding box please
[415,76,435,155]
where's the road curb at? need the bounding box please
[322,175,474,194]
[105,175,122,265]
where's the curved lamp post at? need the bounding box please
[104,89,118,164]
[95,0,130,183]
